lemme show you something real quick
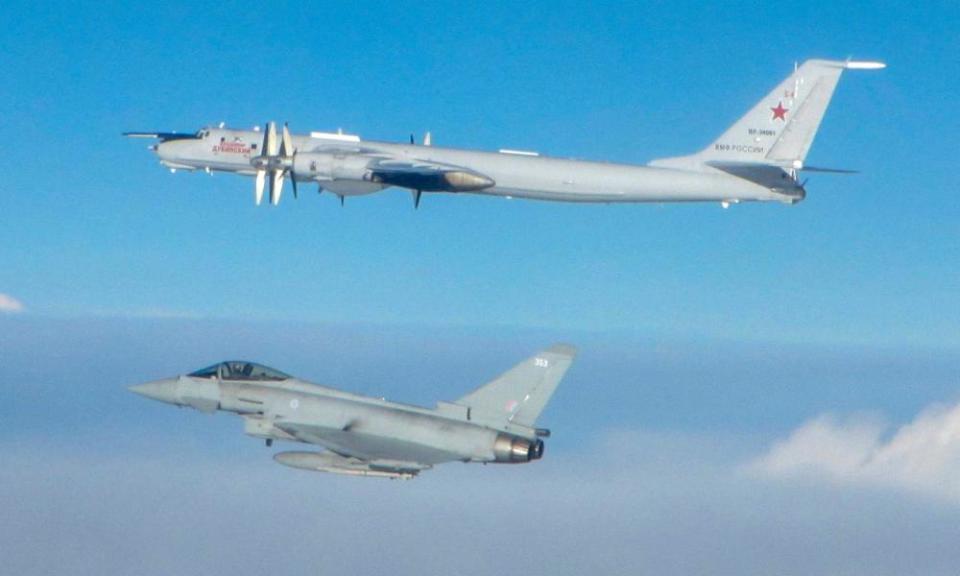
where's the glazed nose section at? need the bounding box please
[129,378,180,405]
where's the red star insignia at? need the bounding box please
[771,101,789,121]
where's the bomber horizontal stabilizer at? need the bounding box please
[704,161,798,190]
[705,160,858,187]
[798,165,859,174]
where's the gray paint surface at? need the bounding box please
[130,345,576,478]
[126,59,884,207]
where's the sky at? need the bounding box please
[1,1,959,575]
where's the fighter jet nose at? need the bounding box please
[129,378,180,405]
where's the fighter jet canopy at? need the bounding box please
[189,361,291,381]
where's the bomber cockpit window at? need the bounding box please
[220,361,291,381]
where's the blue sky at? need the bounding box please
[1,0,957,346]
[2,2,960,575]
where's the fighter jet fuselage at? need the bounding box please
[130,346,576,479]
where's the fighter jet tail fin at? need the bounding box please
[650,59,884,170]
[454,344,576,427]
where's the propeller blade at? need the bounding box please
[255,170,266,205]
[281,123,298,199]
[266,121,278,157]
[259,124,270,158]
[412,189,422,209]
[281,123,294,157]
[270,169,284,205]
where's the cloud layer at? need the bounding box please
[3,427,960,576]
[3,317,959,575]
[750,400,960,502]
[0,293,24,313]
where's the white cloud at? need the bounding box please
[0,293,25,313]
[4,429,960,576]
[749,400,960,502]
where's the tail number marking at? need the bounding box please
[714,143,765,154]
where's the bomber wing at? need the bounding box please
[279,130,496,206]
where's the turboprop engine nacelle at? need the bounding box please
[493,434,545,463]
[294,153,372,182]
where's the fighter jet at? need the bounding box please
[126,59,884,208]
[129,344,576,479]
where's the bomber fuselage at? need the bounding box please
[152,127,800,204]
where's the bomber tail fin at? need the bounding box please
[650,59,885,171]
[455,344,576,427]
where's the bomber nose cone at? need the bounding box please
[129,378,179,405]
[155,141,177,161]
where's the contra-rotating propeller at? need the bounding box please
[250,122,299,205]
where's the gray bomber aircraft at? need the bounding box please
[126,59,883,208]
[129,345,576,479]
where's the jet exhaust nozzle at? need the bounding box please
[493,434,544,463]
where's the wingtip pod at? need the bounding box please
[804,59,887,70]
[844,60,887,70]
